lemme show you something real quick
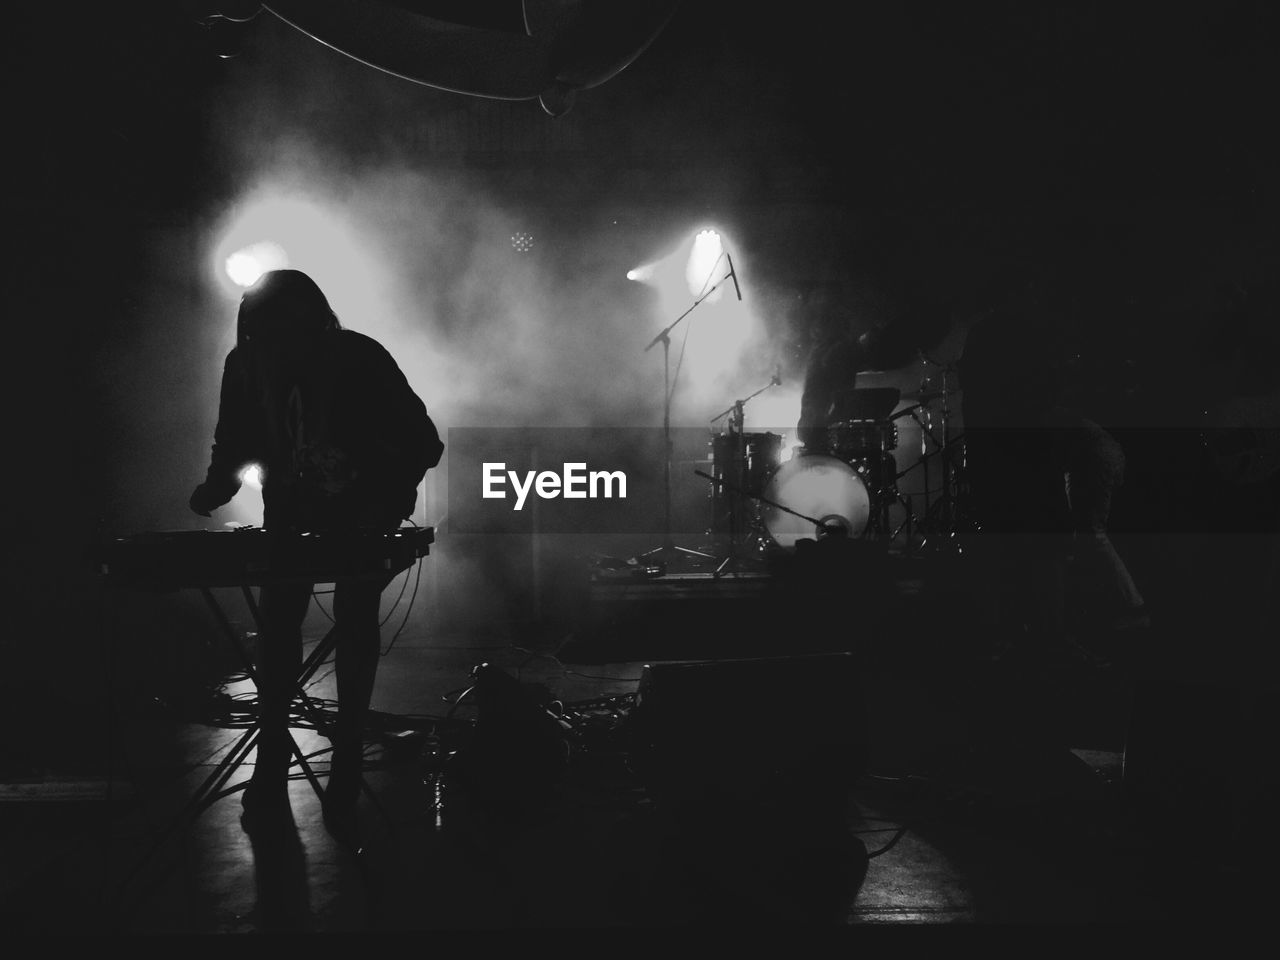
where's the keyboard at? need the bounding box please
[98,526,434,589]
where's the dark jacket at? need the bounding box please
[798,335,869,447]
[200,329,443,531]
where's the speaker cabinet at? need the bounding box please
[626,653,867,809]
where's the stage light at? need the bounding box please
[239,464,263,489]
[686,228,725,300]
[225,251,265,287]
[626,225,757,396]
[511,231,535,253]
[210,192,389,321]
[223,240,288,288]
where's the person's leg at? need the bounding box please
[325,576,387,814]
[250,581,311,800]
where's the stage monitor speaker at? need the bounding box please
[626,653,867,809]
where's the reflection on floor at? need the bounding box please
[3,555,1276,932]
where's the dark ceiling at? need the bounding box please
[3,1,1275,302]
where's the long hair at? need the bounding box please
[236,269,341,349]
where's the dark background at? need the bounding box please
[2,2,1276,774]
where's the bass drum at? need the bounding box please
[762,453,870,549]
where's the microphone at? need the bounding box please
[726,253,742,301]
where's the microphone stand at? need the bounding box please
[638,274,734,568]
[708,374,780,427]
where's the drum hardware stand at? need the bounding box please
[867,455,901,540]
[637,271,736,570]
[708,370,782,577]
[901,355,967,554]
[851,442,915,543]
[833,406,918,545]
[888,490,916,541]
[893,437,959,542]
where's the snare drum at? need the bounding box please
[826,419,898,461]
[762,453,870,549]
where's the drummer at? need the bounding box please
[797,318,875,452]
[797,300,951,451]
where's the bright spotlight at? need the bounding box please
[239,463,264,489]
[686,228,725,299]
[225,251,265,287]
[511,231,535,253]
[223,240,288,288]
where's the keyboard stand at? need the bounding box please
[100,526,433,891]
[120,580,373,890]
[195,584,332,801]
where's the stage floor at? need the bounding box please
[3,547,1274,932]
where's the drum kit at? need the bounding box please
[701,382,911,575]
[635,252,964,575]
